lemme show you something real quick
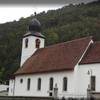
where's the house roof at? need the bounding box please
[15,37,92,75]
[80,42,100,64]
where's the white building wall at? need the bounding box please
[20,36,45,66]
[13,71,74,98]
[9,63,100,98]
[73,40,93,98]
[8,79,15,96]
[75,63,100,97]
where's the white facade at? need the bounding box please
[8,63,100,98]
[9,71,75,98]
[9,79,15,96]
[20,35,45,66]
[76,63,100,96]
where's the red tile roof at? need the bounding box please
[15,37,92,75]
[80,42,100,64]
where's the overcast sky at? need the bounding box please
[0,5,64,24]
[0,0,97,24]
[0,0,97,5]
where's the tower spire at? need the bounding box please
[28,18,41,32]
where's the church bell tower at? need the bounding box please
[20,18,45,66]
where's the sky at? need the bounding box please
[0,5,64,24]
[0,0,97,24]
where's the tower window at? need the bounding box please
[49,77,53,91]
[25,38,28,48]
[27,78,31,91]
[37,78,41,91]
[63,77,68,91]
[35,39,40,48]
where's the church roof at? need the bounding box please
[80,42,100,64]
[15,37,92,75]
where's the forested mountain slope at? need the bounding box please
[0,0,100,82]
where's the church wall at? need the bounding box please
[13,71,74,98]
[9,63,100,98]
[72,40,93,98]
[75,63,100,97]
[21,36,45,66]
[8,79,15,96]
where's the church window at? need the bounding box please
[49,77,53,90]
[27,78,31,91]
[91,76,95,91]
[25,38,28,48]
[37,78,41,91]
[63,77,67,91]
[35,39,40,48]
[20,79,23,83]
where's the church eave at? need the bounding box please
[23,33,45,39]
[14,68,74,76]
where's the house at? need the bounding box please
[8,18,100,98]
[0,84,8,96]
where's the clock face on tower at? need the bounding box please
[35,39,40,48]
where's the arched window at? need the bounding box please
[35,39,40,48]
[27,78,31,91]
[25,38,28,48]
[63,77,67,91]
[49,77,53,91]
[20,79,23,83]
[37,78,41,91]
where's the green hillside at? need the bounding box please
[0,0,100,83]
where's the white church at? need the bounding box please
[8,18,100,98]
